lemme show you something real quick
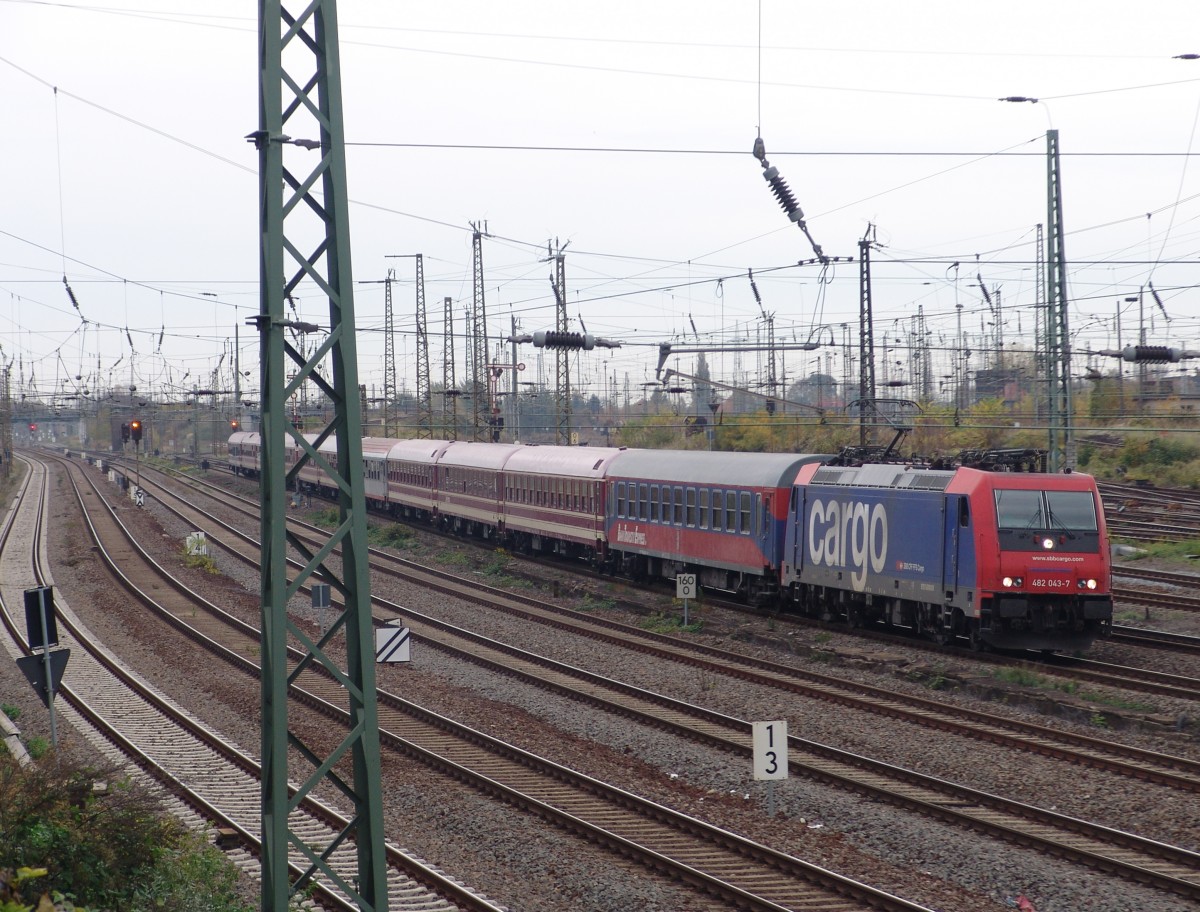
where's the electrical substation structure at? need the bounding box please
[414,254,433,438]
[858,226,878,445]
[383,267,398,437]
[442,295,458,439]
[1045,129,1074,471]
[551,251,571,444]
[470,223,490,441]
[251,3,387,910]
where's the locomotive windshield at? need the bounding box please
[995,489,1098,531]
[994,488,1099,549]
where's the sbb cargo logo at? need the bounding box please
[808,499,888,591]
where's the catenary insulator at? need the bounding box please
[762,167,803,220]
[533,330,595,350]
[1122,345,1181,363]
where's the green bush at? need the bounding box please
[0,754,252,912]
[369,523,414,550]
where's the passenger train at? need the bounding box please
[228,431,1113,652]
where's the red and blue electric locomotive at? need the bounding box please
[782,460,1113,652]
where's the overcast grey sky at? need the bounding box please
[3,0,1199,408]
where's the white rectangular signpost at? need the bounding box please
[752,719,788,818]
[375,620,411,664]
[675,573,697,626]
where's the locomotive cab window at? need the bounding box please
[1046,491,1098,531]
[995,490,1044,529]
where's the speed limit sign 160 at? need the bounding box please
[675,573,697,599]
[752,720,788,780]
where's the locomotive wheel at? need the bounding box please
[932,619,953,647]
[967,621,987,652]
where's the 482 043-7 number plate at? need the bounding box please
[1030,577,1072,589]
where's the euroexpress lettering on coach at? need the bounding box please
[807,498,887,591]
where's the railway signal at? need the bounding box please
[130,419,143,445]
[121,422,130,442]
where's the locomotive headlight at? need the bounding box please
[1003,576,1014,587]
[1040,537,1055,550]
[1082,578,1098,590]
[1002,576,1023,588]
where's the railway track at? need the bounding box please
[122,455,1200,775]
[105,450,1200,705]
[72,452,1200,902]
[1101,482,1200,541]
[39,450,942,912]
[1109,625,1200,654]
[0,455,496,912]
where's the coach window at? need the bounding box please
[726,490,738,532]
[673,487,685,524]
[740,492,752,534]
[712,489,723,530]
[638,484,648,520]
[650,485,660,522]
[686,488,696,526]
[617,482,626,517]
[699,489,709,528]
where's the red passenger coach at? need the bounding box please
[435,442,523,538]
[290,434,329,491]
[361,436,395,509]
[227,431,261,476]
[605,450,827,601]
[385,438,453,520]
[502,445,624,559]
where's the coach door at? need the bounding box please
[757,493,770,556]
